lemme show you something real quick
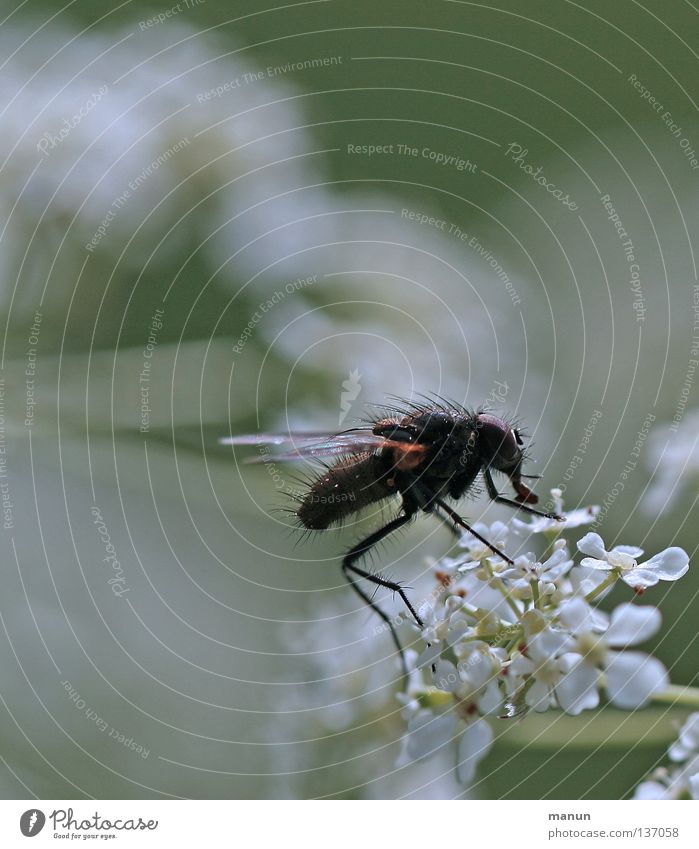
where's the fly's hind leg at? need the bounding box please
[341,512,422,677]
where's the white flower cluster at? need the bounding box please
[398,490,690,783]
[635,713,699,800]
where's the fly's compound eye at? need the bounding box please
[476,414,522,470]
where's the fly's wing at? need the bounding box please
[219,429,388,463]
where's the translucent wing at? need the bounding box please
[219,429,388,463]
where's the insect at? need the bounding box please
[222,396,562,675]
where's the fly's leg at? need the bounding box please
[432,496,515,566]
[341,512,421,678]
[483,468,563,520]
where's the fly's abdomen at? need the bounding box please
[297,452,393,529]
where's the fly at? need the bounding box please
[222,396,563,675]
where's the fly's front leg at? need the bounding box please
[484,468,563,520]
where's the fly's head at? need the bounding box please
[475,413,538,504]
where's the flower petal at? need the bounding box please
[459,650,494,690]
[642,547,690,581]
[669,712,699,762]
[577,532,607,559]
[612,545,644,558]
[528,628,574,660]
[558,597,595,634]
[526,679,553,712]
[606,603,661,647]
[458,560,481,572]
[434,660,460,692]
[621,569,660,589]
[542,547,570,569]
[555,655,600,715]
[560,506,600,529]
[477,679,503,716]
[404,711,458,761]
[570,566,614,602]
[605,651,668,709]
[456,718,493,783]
[689,773,699,800]
[542,560,573,582]
[634,780,670,800]
[580,557,613,572]
[416,643,441,670]
[509,653,535,677]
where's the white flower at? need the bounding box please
[598,603,669,709]
[499,544,573,586]
[568,562,615,600]
[512,488,599,535]
[557,602,676,783]
[577,533,689,590]
[557,596,609,634]
[433,659,461,693]
[634,756,699,800]
[397,651,497,785]
[455,642,507,715]
[0,21,321,312]
[399,710,459,762]
[399,501,689,786]
[456,718,494,784]
[669,712,699,762]
[634,779,671,799]
[416,599,467,659]
[458,521,510,565]
[689,773,699,800]
[510,628,599,715]
[451,570,519,624]
[642,410,699,515]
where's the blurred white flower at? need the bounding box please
[669,712,699,763]
[643,410,699,515]
[556,600,667,709]
[690,773,699,800]
[600,604,669,709]
[635,712,699,800]
[634,771,684,800]
[397,657,495,783]
[0,22,320,313]
[557,596,608,635]
[456,718,494,784]
[399,710,458,762]
[1,19,551,452]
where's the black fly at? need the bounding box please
[222,396,562,675]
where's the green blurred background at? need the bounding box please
[1,0,697,798]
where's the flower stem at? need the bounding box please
[651,685,699,709]
[503,630,524,654]
[483,558,522,618]
[584,572,618,603]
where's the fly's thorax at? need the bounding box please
[457,426,480,469]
